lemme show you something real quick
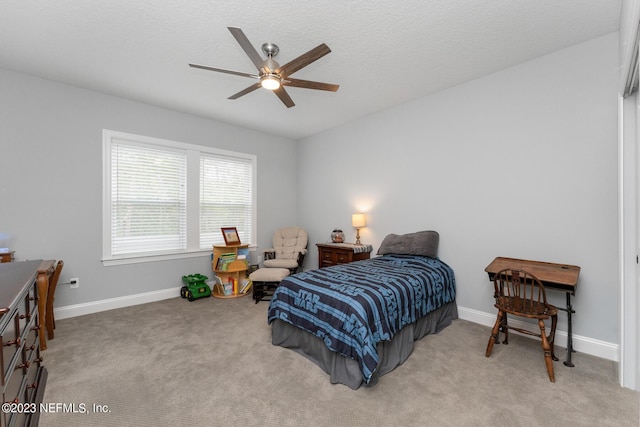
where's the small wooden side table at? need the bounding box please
[0,251,15,263]
[317,243,373,268]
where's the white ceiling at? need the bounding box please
[0,1,622,140]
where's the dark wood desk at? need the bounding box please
[485,257,581,367]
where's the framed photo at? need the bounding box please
[221,227,241,245]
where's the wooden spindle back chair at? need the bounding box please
[485,268,558,382]
[46,260,63,340]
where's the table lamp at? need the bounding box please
[351,213,366,245]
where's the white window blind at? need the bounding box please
[200,154,253,248]
[103,130,257,264]
[110,140,187,255]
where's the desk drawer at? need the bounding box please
[22,325,38,369]
[3,359,25,407]
[320,248,352,264]
[1,312,21,387]
[5,372,29,427]
[24,350,42,404]
[14,287,35,348]
[334,250,352,264]
[321,250,333,262]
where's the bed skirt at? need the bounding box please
[271,300,458,390]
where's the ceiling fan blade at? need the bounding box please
[276,43,331,77]
[189,63,259,79]
[284,78,339,92]
[228,82,262,100]
[227,27,266,72]
[273,86,295,108]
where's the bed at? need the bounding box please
[267,230,457,389]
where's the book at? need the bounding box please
[241,282,252,294]
[223,281,233,296]
[213,276,224,294]
[216,253,236,271]
[238,247,250,259]
[240,279,252,294]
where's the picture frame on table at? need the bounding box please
[221,227,241,245]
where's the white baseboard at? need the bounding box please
[53,291,619,362]
[53,286,181,320]
[457,306,619,362]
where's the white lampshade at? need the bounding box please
[352,213,366,228]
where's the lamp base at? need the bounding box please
[355,229,361,245]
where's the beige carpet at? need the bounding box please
[39,296,639,427]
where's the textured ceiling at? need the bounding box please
[0,1,622,140]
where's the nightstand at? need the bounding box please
[316,243,373,268]
[0,251,14,263]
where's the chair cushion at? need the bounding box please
[272,226,308,260]
[263,258,299,269]
[249,268,290,282]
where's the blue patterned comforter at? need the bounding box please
[267,254,456,383]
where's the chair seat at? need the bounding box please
[263,258,299,269]
[249,268,290,283]
[250,268,289,304]
[499,297,557,318]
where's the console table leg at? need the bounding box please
[563,292,575,367]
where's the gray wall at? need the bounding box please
[0,32,621,348]
[296,33,619,344]
[0,68,298,308]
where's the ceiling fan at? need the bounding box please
[189,27,339,108]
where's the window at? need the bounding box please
[102,130,256,265]
[199,154,253,249]
[109,140,187,256]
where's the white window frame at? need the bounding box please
[102,130,257,266]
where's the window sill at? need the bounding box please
[102,246,257,267]
[102,250,211,267]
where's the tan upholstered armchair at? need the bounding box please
[263,226,308,274]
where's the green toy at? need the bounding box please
[180,274,211,301]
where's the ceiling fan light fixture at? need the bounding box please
[261,74,281,90]
[189,27,338,107]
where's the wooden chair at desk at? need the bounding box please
[45,260,63,340]
[485,268,559,382]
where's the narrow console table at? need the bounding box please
[484,257,581,367]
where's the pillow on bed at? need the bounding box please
[377,230,439,258]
